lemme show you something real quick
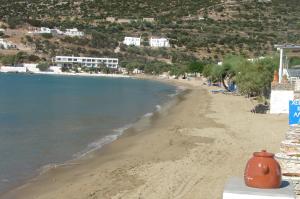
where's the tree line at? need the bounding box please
[202,55,279,97]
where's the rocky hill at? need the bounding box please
[0,0,300,70]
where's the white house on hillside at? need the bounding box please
[53,56,118,69]
[30,27,52,34]
[123,37,141,46]
[64,28,84,37]
[150,37,170,48]
[0,39,17,49]
[143,18,155,22]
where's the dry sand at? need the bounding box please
[0,78,288,199]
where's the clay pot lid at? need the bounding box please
[253,150,274,158]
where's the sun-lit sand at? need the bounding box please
[0,77,288,199]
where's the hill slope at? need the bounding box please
[0,0,300,67]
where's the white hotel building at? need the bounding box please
[150,37,170,48]
[123,37,141,46]
[54,56,118,68]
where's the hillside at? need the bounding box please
[0,0,300,72]
[0,0,219,20]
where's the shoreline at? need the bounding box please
[0,71,131,78]
[0,77,288,199]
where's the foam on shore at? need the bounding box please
[72,124,133,159]
[71,89,184,161]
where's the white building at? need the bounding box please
[133,68,143,74]
[143,18,155,22]
[123,37,141,46]
[51,28,63,35]
[40,27,52,34]
[150,37,170,48]
[29,27,84,37]
[64,28,84,37]
[53,56,118,69]
[23,63,39,73]
[29,27,52,34]
[0,39,17,49]
[0,66,27,73]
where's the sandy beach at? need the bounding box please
[0,77,288,199]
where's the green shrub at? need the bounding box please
[37,62,50,71]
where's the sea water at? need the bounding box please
[0,73,176,193]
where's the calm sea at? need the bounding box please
[0,73,176,193]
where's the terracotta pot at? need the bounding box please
[244,150,282,189]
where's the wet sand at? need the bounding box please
[1,78,288,199]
